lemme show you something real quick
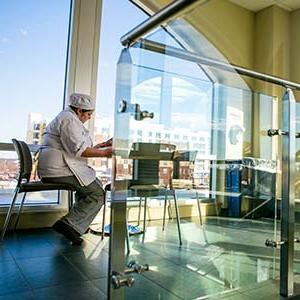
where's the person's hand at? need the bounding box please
[95,137,113,149]
[103,147,113,157]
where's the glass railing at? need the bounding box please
[110,0,300,299]
[111,43,291,299]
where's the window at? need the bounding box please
[93,1,146,186]
[0,0,71,205]
[193,143,205,150]
[33,124,41,130]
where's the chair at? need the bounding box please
[164,150,203,235]
[95,142,182,246]
[1,139,75,240]
[128,142,183,244]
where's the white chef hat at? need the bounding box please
[69,93,95,110]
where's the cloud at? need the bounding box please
[20,28,28,37]
[132,77,161,102]
[0,37,9,44]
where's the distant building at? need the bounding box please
[93,116,113,185]
[23,112,213,186]
[26,113,47,145]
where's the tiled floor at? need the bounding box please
[0,229,108,300]
[1,217,300,299]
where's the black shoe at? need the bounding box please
[53,220,83,245]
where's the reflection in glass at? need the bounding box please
[113,41,282,299]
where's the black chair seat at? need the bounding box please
[129,184,168,197]
[20,182,75,193]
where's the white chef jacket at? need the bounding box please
[37,108,96,186]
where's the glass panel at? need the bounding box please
[0,0,71,205]
[0,151,18,205]
[142,0,300,84]
[92,1,146,188]
[111,43,282,299]
[295,103,300,284]
[111,0,300,297]
[0,150,59,205]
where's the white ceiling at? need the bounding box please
[229,0,300,12]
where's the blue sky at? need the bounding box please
[0,1,71,137]
[0,0,146,142]
[0,0,214,145]
[96,1,146,117]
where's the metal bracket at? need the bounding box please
[265,239,285,248]
[118,100,154,121]
[265,238,300,248]
[267,129,287,136]
[111,271,135,289]
[125,260,149,274]
[111,261,149,289]
[267,128,300,138]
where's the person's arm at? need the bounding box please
[94,137,113,149]
[81,146,112,158]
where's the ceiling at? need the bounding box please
[229,0,300,12]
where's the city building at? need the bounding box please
[26,113,47,145]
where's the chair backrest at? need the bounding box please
[12,139,33,183]
[172,150,198,179]
[129,142,176,185]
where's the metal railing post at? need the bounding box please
[280,88,296,297]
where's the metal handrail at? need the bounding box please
[123,0,300,89]
[137,39,300,90]
[121,0,200,47]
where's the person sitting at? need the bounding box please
[37,93,112,245]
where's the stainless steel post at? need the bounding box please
[108,48,133,300]
[280,88,296,297]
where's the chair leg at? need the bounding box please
[125,208,130,255]
[101,192,107,241]
[162,193,168,231]
[1,187,20,240]
[137,197,142,226]
[214,197,219,217]
[68,190,74,210]
[173,193,182,246]
[142,197,147,243]
[14,192,27,230]
[195,190,203,226]
[167,198,173,219]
